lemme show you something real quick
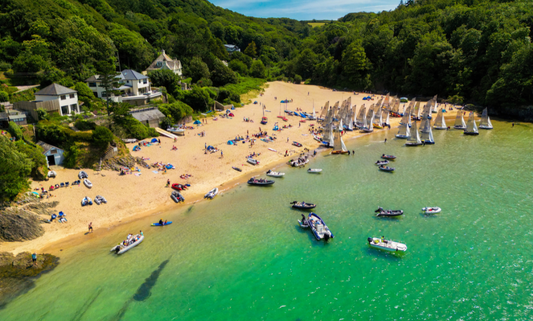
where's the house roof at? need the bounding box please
[121,69,148,80]
[130,108,165,122]
[146,50,182,71]
[37,141,63,154]
[35,83,77,96]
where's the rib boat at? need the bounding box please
[110,234,144,255]
[204,188,218,199]
[291,201,316,210]
[299,213,334,241]
[247,178,275,186]
[368,237,407,252]
[266,170,285,177]
[375,207,404,217]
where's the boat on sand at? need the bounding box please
[204,188,218,199]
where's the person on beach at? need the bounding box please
[88,222,93,233]
[166,179,170,187]
[140,230,143,236]
[512,123,515,127]
[221,150,223,158]
[32,253,37,265]
[384,138,387,143]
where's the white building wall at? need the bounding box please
[35,94,79,116]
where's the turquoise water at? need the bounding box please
[2,120,533,320]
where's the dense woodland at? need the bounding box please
[1,0,533,201]
[1,0,533,111]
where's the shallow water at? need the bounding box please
[2,120,533,320]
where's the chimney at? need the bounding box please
[162,49,165,55]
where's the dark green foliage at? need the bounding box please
[92,126,114,149]
[158,101,194,123]
[62,145,79,168]
[148,69,180,93]
[111,115,158,139]
[0,136,32,202]
[0,91,8,102]
[250,60,266,79]
[15,140,47,180]
[74,82,95,100]
[294,75,302,84]
[35,122,71,147]
[36,108,48,121]
[8,121,24,140]
[180,86,213,112]
[186,57,210,84]
[210,59,238,87]
[74,119,97,131]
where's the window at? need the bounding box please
[88,83,96,87]
[71,104,78,113]
[60,95,66,100]
[50,149,57,154]
[70,94,75,99]
[139,80,141,84]
[143,79,148,84]
[61,105,69,115]
[156,61,162,67]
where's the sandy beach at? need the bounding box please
[1,82,460,254]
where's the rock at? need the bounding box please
[0,208,44,242]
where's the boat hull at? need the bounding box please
[464,132,479,135]
[479,125,493,130]
[434,126,447,130]
[405,143,422,146]
[454,126,466,129]
[331,150,349,154]
[395,135,408,139]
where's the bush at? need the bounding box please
[74,82,95,99]
[36,108,48,121]
[158,101,194,123]
[62,145,79,168]
[74,119,96,131]
[92,126,114,149]
[8,121,24,139]
[0,91,8,102]
[15,140,47,180]
[294,75,302,84]
[0,61,12,71]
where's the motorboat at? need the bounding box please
[375,160,389,166]
[94,195,107,205]
[247,177,275,186]
[204,188,218,199]
[304,213,334,241]
[167,127,185,135]
[291,201,316,210]
[375,207,403,217]
[81,196,93,206]
[48,171,56,178]
[381,154,396,160]
[83,178,92,188]
[171,191,184,203]
[379,165,395,172]
[110,234,144,255]
[266,170,285,177]
[78,171,88,179]
[247,158,259,166]
[289,157,309,167]
[307,168,322,173]
[422,207,441,214]
[367,237,407,252]
[292,141,302,147]
[172,183,188,191]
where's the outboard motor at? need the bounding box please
[367,237,373,244]
[324,233,330,242]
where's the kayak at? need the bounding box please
[151,221,173,226]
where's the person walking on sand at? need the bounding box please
[88,222,93,233]
[221,150,223,158]
[384,138,387,143]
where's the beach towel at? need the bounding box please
[152,171,159,174]
[134,173,141,176]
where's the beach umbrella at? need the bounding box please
[194,120,201,125]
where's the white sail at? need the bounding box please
[401,106,411,125]
[384,112,390,126]
[433,107,447,129]
[333,120,348,152]
[465,112,478,134]
[406,121,422,145]
[356,105,366,128]
[373,105,383,128]
[364,111,375,132]
[396,122,410,138]
[420,116,434,143]
[454,110,466,129]
[479,108,493,129]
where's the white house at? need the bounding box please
[145,50,183,76]
[37,141,65,166]
[85,70,161,106]
[14,83,80,119]
[224,44,241,54]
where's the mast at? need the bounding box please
[420,116,434,143]
[406,121,422,145]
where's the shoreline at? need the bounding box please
[2,82,461,255]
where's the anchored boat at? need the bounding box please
[110,234,144,255]
[291,201,316,210]
[375,207,404,217]
[266,170,285,177]
[422,207,441,214]
[368,237,407,252]
[299,213,334,241]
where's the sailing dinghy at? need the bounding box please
[478,108,493,129]
[464,112,479,135]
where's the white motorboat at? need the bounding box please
[83,178,92,188]
[307,168,322,173]
[167,127,185,135]
[266,170,285,177]
[307,213,334,241]
[247,158,259,165]
[48,171,56,178]
[289,157,309,167]
[110,234,144,255]
[204,188,218,199]
[368,237,407,252]
[422,207,441,214]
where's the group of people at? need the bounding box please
[242,117,254,122]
